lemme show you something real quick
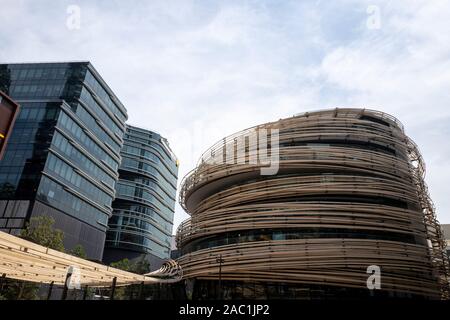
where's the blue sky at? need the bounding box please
[1,0,450,232]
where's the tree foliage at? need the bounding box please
[109,256,151,274]
[0,215,67,300]
[71,244,87,259]
[109,255,152,300]
[110,258,131,272]
[0,281,39,300]
[130,255,151,274]
[20,215,65,252]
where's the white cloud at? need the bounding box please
[319,0,450,225]
[1,0,450,230]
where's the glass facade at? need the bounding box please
[105,125,178,263]
[0,62,127,260]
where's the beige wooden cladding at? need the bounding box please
[177,108,450,299]
[0,230,180,286]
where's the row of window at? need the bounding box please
[108,213,171,243]
[122,142,176,173]
[1,126,51,167]
[0,170,41,199]
[0,101,55,197]
[80,87,124,136]
[0,174,21,191]
[0,104,55,191]
[37,176,108,229]
[45,153,112,208]
[181,228,419,255]
[122,144,160,162]
[58,111,118,170]
[112,204,172,232]
[121,144,177,191]
[84,70,127,122]
[127,128,157,140]
[2,140,48,154]
[121,156,177,195]
[120,175,176,207]
[52,131,116,189]
[105,231,170,259]
[124,132,177,172]
[0,218,25,229]
[8,83,64,98]
[16,104,59,121]
[122,144,176,178]
[8,130,37,144]
[120,173,175,202]
[116,182,174,219]
[6,65,80,81]
[75,103,121,154]
[123,134,159,148]
[0,148,33,169]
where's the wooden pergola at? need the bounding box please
[0,231,181,288]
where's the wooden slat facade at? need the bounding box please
[177,108,450,299]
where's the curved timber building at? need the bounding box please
[177,108,450,299]
[104,125,178,269]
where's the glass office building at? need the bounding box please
[103,125,178,269]
[0,62,127,260]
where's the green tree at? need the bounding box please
[110,256,151,274]
[108,259,131,299]
[110,258,131,271]
[71,244,87,259]
[20,216,65,252]
[0,281,39,300]
[108,256,151,300]
[0,216,66,300]
[130,255,151,274]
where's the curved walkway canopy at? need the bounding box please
[0,231,181,287]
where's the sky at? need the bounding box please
[1,0,450,232]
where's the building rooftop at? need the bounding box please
[0,61,128,118]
